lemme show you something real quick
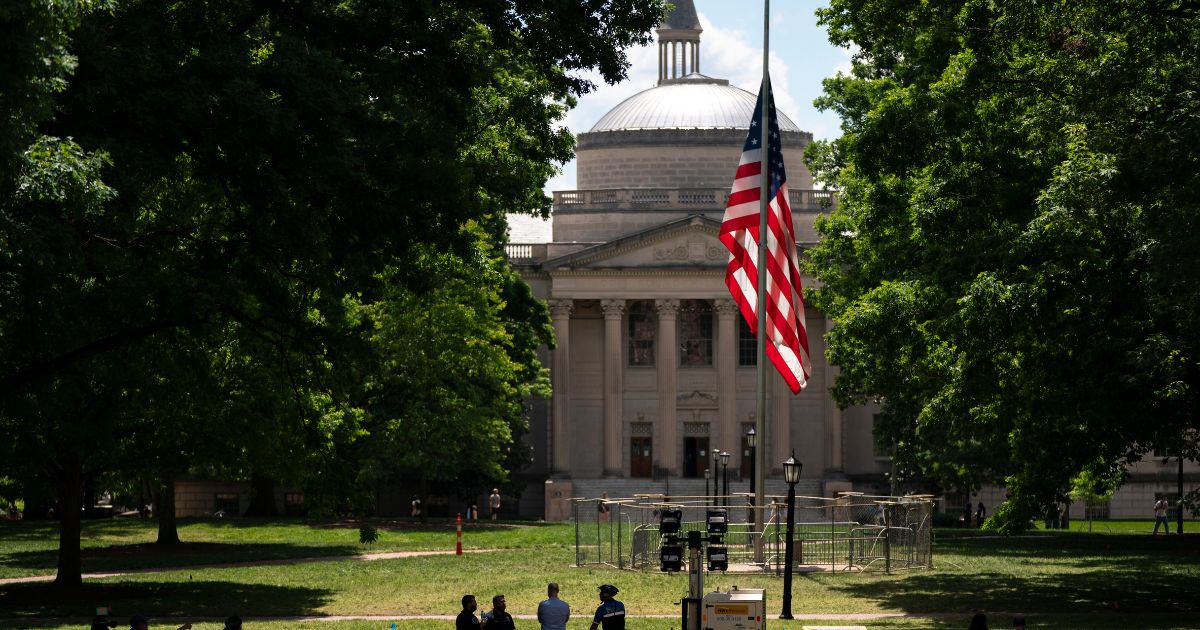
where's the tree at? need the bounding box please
[0,0,666,585]
[808,0,1200,531]
[345,228,552,511]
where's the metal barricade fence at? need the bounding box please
[571,493,933,573]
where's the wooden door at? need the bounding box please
[630,437,652,478]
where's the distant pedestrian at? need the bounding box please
[1153,498,1170,534]
[538,582,571,630]
[411,495,422,518]
[598,491,611,523]
[962,504,972,528]
[975,502,986,528]
[482,594,515,630]
[223,617,242,630]
[967,612,988,630]
[489,489,502,521]
[457,594,481,630]
[590,584,625,630]
[469,503,479,520]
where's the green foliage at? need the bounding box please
[809,0,1200,530]
[0,0,665,582]
[357,524,379,545]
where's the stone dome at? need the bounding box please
[588,75,802,133]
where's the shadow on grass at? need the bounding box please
[823,535,1200,615]
[0,579,333,618]
[1,541,362,576]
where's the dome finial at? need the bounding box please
[656,1,703,85]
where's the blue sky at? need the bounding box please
[510,1,851,242]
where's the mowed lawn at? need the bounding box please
[1,518,1198,629]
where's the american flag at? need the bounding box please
[718,80,811,394]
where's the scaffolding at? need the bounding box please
[571,493,933,573]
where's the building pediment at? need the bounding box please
[542,214,725,270]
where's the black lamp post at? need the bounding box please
[1178,453,1185,535]
[712,450,722,507]
[720,450,731,507]
[746,427,757,528]
[780,451,802,620]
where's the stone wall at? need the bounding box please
[577,142,811,191]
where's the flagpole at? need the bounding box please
[754,0,769,530]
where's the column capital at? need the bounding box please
[714,299,740,318]
[548,299,573,319]
[601,299,625,319]
[655,298,680,317]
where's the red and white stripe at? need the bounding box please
[718,148,811,394]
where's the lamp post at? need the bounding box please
[746,427,757,527]
[712,450,722,507]
[704,466,712,508]
[780,451,802,620]
[720,450,730,507]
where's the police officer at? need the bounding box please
[589,584,625,630]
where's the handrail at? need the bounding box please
[553,188,837,210]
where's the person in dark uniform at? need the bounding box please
[482,594,516,630]
[457,594,481,630]
[589,584,625,630]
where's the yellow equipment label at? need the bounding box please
[713,604,750,615]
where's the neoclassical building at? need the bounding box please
[506,2,870,519]
[505,1,1197,522]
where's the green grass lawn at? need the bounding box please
[2,518,1198,629]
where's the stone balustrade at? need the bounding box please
[553,187,837,211]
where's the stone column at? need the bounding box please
[825,316,845,472]
[715,299,739,466]
[771,370,791,475]
[655,299,680,474]
[549,299,573,476]
[602,299,625,477]
[671,41,677,78]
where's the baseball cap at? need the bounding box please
[598,584,619,594]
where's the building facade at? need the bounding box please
[506,1,1198,523]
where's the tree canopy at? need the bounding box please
[0,0,664,585]
[808,0,1200,530]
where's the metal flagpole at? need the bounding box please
[754,0,769,528]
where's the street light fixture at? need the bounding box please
[780,451,802,620]
[712,450,722,507]
[746,427,757,528]
[720,450,731,507]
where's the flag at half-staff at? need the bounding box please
[718,79,811,394]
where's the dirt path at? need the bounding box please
[0,548,495,585]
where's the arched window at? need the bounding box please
[679,299,712,366]
[627,301,656,366]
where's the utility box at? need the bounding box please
[701,587,766,630]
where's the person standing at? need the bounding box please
[457,595,481,630]
[598,491,611,523]
[537,582,571,630]
[482,594,516,630]
[589,584,625,630]
[1153,498,1170,534]
[411,495,422,518]
[975,501,986,528]
[489,488,502,521]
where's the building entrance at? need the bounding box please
[683,436,710,478]
[630,437,652,478]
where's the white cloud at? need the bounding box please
[696,12,798,117]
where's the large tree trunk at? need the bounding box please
[155,469,180,545]
[243,473,278,517]
[54,455,83,588]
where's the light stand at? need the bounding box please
[746,427,757,528]
[780,452,802,619]
[720,451,730,508]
